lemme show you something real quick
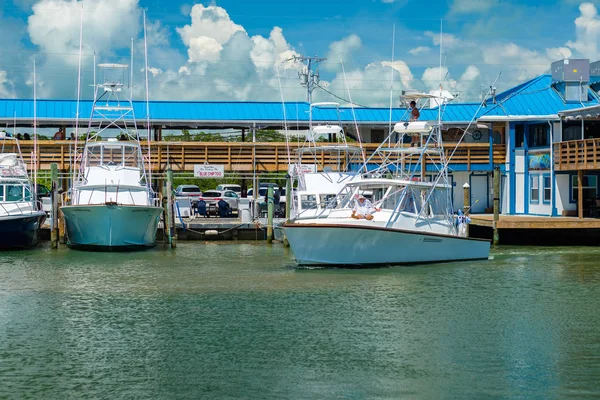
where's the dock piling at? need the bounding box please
[283,175,291,247]
[50,163,59,249]
[493,166,500,245]
[267,185,273,243]
[166,168,176,248]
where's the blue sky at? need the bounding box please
[0,0,600,106]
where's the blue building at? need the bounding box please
[1,58,600,218]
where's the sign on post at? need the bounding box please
[288,164,317,175]
[194,164,225,178]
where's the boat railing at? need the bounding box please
[0,200,38,216]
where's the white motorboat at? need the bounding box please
[61,62,162,251]
[283,96,490,267]
[0,133,46,249]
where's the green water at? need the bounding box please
[1,243,599,399]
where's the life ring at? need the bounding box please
[472,130,483,141]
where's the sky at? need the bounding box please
[1,0,600,107]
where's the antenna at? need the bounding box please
[289,55,326,103]
[143,10,152,188]
[73,4,83,186]
[388,23,396,145]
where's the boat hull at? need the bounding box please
[61,204,162,251]
[0,212,46,249]
[283,223,490,267]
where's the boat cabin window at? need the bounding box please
[3,184,31,202]
[319,194,337,209]
[300,194,317,210]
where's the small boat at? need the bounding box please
[0,133,46,249]
[61,62,162,251]
[283,96,490,267]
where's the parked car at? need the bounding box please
[198,190,239,215]
[174,185,203,204]
[35,184,51,199]
[216,184,241,194]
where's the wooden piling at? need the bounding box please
[50,163,59,249]
[267,185,274,244]
[578,169,584,219]
[492,167,500,245]
[283,175,291,247]
[463,182,470,214]
[166,168,176,248]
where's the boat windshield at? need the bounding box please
[335,183,451,217]
[0,183,33,202]
[84,142,142,168]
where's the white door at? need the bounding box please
[470,174,488,213]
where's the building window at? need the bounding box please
[528,124,549,147]
[563,122,582,141]
[543,175,551,204]
[571,175,598,202]
[530,175,539,203]
[515,124,525,148]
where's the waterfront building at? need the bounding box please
[1,58,600,220]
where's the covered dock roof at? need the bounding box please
[0,98,482,129]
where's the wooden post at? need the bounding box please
[463,182,470,214]
[493,166,500,245]
[578,169,584,219]
[167,168,176,247]
[267,185,274,243]
[50,163,59,249]
[283,175,291,247]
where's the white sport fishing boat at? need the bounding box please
[0,133,46,249]
[283,95,490,267]
[61,62,162,251]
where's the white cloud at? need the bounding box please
[28,0,140,63]
[450,0,498,14]
[176,4,244,61]
[408,46,431,55]
[0,70,15,98]
[424,31,461,48]
[324,34,362,71]
[566,2,600,59]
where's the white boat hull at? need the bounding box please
[61,204,162,251]
[283,223,490,266]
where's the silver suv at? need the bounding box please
[199,190,239,214]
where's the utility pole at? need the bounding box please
[290,55,326,103]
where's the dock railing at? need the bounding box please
[555,139,600,171]
[10,141,505,172]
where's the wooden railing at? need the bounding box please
[8,141,505,172]
[555,139,600,171]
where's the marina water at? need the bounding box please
[1,243,599,398]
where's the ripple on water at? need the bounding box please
[0,243,599,399]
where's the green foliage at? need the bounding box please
[162,129,353,143]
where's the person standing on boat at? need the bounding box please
[351,194,379,221]
[410,101,420,121]
[409,101,420,147]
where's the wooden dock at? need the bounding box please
[470,214,600,229]
[469,214,600,245]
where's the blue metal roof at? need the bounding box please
[0,74,597,126]
[0,98,482,125]
[480,74,600,117]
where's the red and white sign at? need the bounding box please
[288,164,317,175]
[194,164,225,179]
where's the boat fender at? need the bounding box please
[205,230,219,236]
